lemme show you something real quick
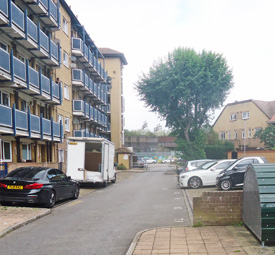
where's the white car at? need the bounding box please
[179,159,236,189]
[146,159,156,164]
[162,159,171,163]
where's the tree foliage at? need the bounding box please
[136,47,234,144]
[255,125,275,149]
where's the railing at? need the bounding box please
[51,40,58,60]
[73,100,84,112]
[40,30,49,52]
[49,0,58,20]
[40,0,48,9]
[12,2,25,31]
[0,0,8,16]
[0,104,62,141]
[72,69,84,82]
[0,49,62,104]
[0,48,10,72]
[27,17,38,42]
[72,38,83,52]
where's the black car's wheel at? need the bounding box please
[45,190,56,208]
[72,186,80,200]
[1,201,12,206]
[188,176,202,189]
[220,180,232,191]
[111,174,116,184]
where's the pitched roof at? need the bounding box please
[116,147,134,154]
[214,99,275,126]
[98,48,128,65]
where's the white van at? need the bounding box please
[66,137,116,187]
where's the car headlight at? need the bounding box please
[217,171,225,178]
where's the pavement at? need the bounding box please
[1,168,275,254]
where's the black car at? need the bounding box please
[0,167,80,208]
[216,157,268,190]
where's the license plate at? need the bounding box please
[7,185,23,190]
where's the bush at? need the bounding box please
[117,163,126,170]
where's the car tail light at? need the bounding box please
[0,183,7,188]
[24,183,43,189]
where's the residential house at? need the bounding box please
[213,99,275,150]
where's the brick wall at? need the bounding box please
[193,190,243,226]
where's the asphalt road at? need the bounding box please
[0,164,191,255]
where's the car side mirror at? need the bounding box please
[233,167,238,171]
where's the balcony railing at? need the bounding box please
[0,104,62,141]
[0,48,62,104]
[23,0,60,30]
[73,129,96,138]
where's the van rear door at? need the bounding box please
[67,141,85,181]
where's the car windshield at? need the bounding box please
[200,161,217,170]
[6,168,45,180]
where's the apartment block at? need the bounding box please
[99,48,127,149]
[0,0,112,173]
[213,100,275,150]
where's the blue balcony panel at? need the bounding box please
[0,0,8,25]
[41,75,51,95]
[28,67,39,90]
[15,109,28,134]
[52,81,60,99]
[53,121,60,137]
[13,57,27,86]
[0,104,12,129]
[0,48,10,80]
[40,30,49,53]
[30,114,40,133]
[20,17,38,49]
[40,0,59,30]
[42,118,51,136]
[42,40,60,67]
[73,100,84,116]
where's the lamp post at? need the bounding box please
[244,119,246,157]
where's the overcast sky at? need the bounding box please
[65,0,275,131]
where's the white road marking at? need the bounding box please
[174,206,182,210]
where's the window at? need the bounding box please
[242,112,250,120]
[64,84,69,100]
[220,132,226,140]
[65,117,70,131]
[62,17,68,35]
[1,91,10,106]
[228,131,231,139]
[22,144,31,161]
[58,114,63,125]
[1,141,12,161]
[230,114,237,121]
[0,42,7,51]
[21,99,27,112]
[248,128,252,138]
[234,130,237,139]
[63,51,69,67]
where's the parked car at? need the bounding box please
[146,159,157,164]
[176,159,215,175]
[135,159,148,168]
[162,159,171,164]
[179,159,236,189]
[216,157,268,191]
[0,167,80,208]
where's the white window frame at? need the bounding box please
[242,112,250,120]
[220,132,226,140]
[22,143,32,161]
[58,114,63,125]
[63,51,69,68]
[62,17,68,35]
[228,131,231,139]
[248,128,252,138]
[65,117,70,132]
[242,130,245,139]
[64,84,69,100]
[2,141,12,162]
[230,114,237,121]
[1,91,10,106]
[234,130,237,139]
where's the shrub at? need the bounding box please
[117,163,126,170]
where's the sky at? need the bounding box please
[65,0,275,131]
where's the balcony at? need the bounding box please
[0,48,62,104]
[1,1,25,38]
[0,104,62,142]
[73,100,90,120]
[23,0,60,30]
[73,129,95,138]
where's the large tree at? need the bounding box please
[255,125,275,149]
[136,47,234,144]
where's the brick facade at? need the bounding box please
[193,191,243,226]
